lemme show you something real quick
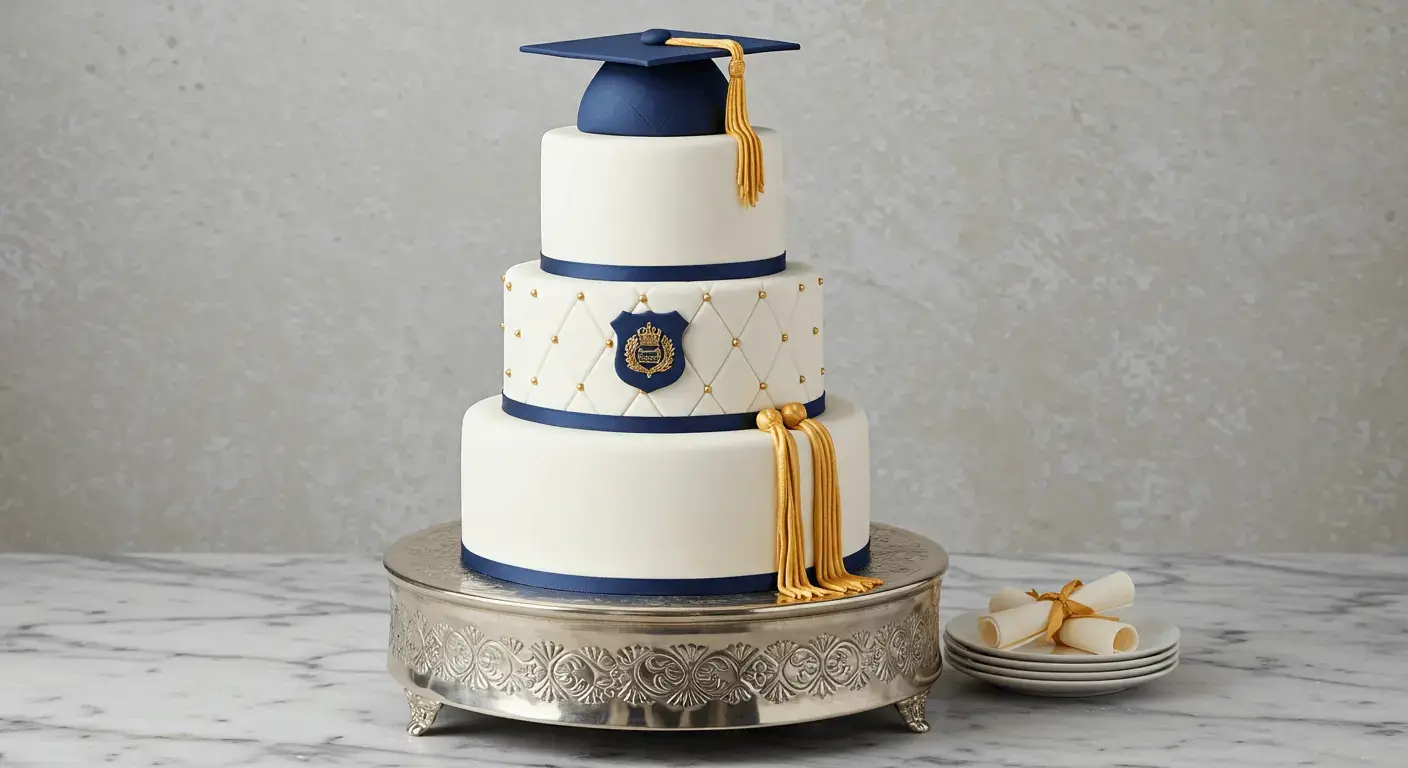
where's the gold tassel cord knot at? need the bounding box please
[1026,579,1120,642]
[757,408,834,602]
[664,36,765,207]
[781,404,883,596]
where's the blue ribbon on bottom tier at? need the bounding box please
[501,393,826,433]
[461,541,871,596]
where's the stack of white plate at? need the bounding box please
[943,608,1180,697]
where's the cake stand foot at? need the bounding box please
[895,691,931,733]
[405,690,442,736]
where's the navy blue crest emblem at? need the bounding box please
[611,310,688,393]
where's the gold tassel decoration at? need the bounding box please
[781,403,883,595]
[664,36,765,207]
[757,408,836,603]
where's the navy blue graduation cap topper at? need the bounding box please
[521,29,800,207]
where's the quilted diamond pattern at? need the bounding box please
[624,394,662,417]
[792,279,825,398]
[748,388,775,412]
[566,391,595,414]
[581,282,641,336]
[649,362,706,415]
[682,306,733,382]
[708,279,761,334]
[764,352,806,406]
[547,304,608,382]
[531,349,583,409]
[737,301,783,378]
[690,393,725,416]
[710,349,763,413]
[503,371,529,402]
[645,282,706,321]
[582,350,638,414]
[501,260,827,417]
[802,361,826,402]
[763,276,802,328]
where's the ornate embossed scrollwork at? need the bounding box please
[389,601,940,710]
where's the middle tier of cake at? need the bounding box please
[501,260,826,421]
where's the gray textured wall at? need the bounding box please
[2,0,1405,554]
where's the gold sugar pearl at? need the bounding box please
[703,384,712,394]
[813,327,820,335]
[798,284,805,292]
[530,288,538,298]
[758,290,767,299]
[731,338,741,347]
[781,333,789,342]
[505,282,512,291]
[799,375,806,384]
[500,275,506,283]
[550,335,559,344]
[820,367,826,375]
[639,294,648,303]
[577,292,585,301]
[504,369,512,377]
[576,383,584,391]
[531,376,538,385]
[702,292,711,302]
[513,329,521,338]
[499,322,504,330]
[759,382,768,390]
[605,338,614,348]
[818,277,824,285]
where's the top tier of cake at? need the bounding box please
[540,127,785,276]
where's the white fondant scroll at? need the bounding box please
[977,572,1136,651]
[977,601,1053,648]
[1058,617,1139,655]
[987,587,1034,613]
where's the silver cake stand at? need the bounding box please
[384,522,947,734]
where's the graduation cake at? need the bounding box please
[461,30,881,600]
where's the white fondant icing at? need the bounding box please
[502,261,825,415]
[461,396,871,581]
[540,127,786,268]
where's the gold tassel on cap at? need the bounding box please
[757,408,835,602]
[781,403,883,595]
[664,36,765,207]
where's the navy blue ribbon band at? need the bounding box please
[539,252,786,282]
[462,541,871,596]
[501,393,825,433]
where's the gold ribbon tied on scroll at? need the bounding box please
[1026,579,1121,643]
[663,36,765,207]
[757,403,883,604]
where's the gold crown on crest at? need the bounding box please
[634,322,664,346]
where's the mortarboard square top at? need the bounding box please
[521,30,800,67]
[521,29,800,138]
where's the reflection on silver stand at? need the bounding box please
[384,522,947,733]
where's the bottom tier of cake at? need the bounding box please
[460,395,872,595]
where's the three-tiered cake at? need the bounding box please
[460,30,876,597]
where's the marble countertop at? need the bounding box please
[1,550,1404,767]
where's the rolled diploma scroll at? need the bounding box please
[978,572,1136,650]
[988,587,1036,613]
[1058,617,1139,655]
